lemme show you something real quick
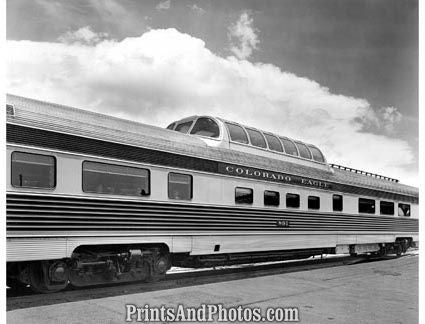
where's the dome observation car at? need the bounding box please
[166,116,327,168]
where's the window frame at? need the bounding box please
[279,137,300,156]
[398,203,411,217]
[286,193,300,208]
[308,195,320,210]
[225,122,250,144]
[358,198,376,214]
[245,127,267,149]
[264,190,280,206]
[175,120,194,134]
[263,133,284,152]
[308,145,325,163]
[11,151,57,190]
[380,201,395,216]
[82,160,151,197]
[189,117,220,139]
[294,141,313,160]
[235,187,254,204]
[166,122,176,130]
[332,194,343,212]
[168,172,193,200]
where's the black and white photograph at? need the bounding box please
[5,0,419,323]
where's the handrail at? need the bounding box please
[330,164,399,183]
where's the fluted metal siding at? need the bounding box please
[7,194,418,233]
[7,237,67,261]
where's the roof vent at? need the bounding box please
[6,104,15,118]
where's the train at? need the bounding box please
[6,94,419,293]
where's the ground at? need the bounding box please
[7,254,418,324]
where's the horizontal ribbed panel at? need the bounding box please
[7,194,418,233]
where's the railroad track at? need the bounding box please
[7,253,410,311]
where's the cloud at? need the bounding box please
[156,0,170,11]
[228,12,259,60]
[6,28,417,185]
[58,26,109,45]
[356,106,403,135]
[189,4,206,15]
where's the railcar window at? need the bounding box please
[286,193,300,208]
[168,173,192,200]
[398,203,411,217]
[280,138,299,156]
[83,161,150,196]
[7,104,15,117]
[11,152,56,189]
[166,122,176,130]
[235,187,253,204]
[175,121,193,133]
[380,201,395,215]
[190,117,220,138]
[264,190,280,206]
[226,123,249,144]
[308,196,320,210]
[264,134,283,152]
[333,194,343,211]
[358,198,375,214]
[308,146,325,163]
[246,128,267,148]
[295,142,312,159]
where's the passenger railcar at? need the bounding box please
[6,94,418,293]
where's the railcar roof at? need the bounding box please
[6,94,418,198]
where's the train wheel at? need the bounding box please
[29,261,69,293]
[150,253,170,281]
[401,239,409,253]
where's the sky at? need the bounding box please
[6,0,419,186]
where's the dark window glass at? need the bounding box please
[226,123,249,144]
[398,203,411,217]
[359,198,375,214]
[295,142,312,159]
[264,190,280,206]
[264,134,283,152]
[246,128,267,148]
[380,201,395,215]
[11,152,56,189]
[308,196,320,209]
[190,117,220,138]
[83,161,150,196]
[175,121,193,133]
[166,122,175,130]
[280,138,299,156]
[7,104,15,117]
[168,173,192,200]
[235,187,253,204]
[286,193,300,208]
[308,146,325,162]
[333,194,343,211]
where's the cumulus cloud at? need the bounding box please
[6,28,417,185]
[156,0,170,11]
[356,106,403,135]
[58,26,109,45]
[228,12,259,60]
